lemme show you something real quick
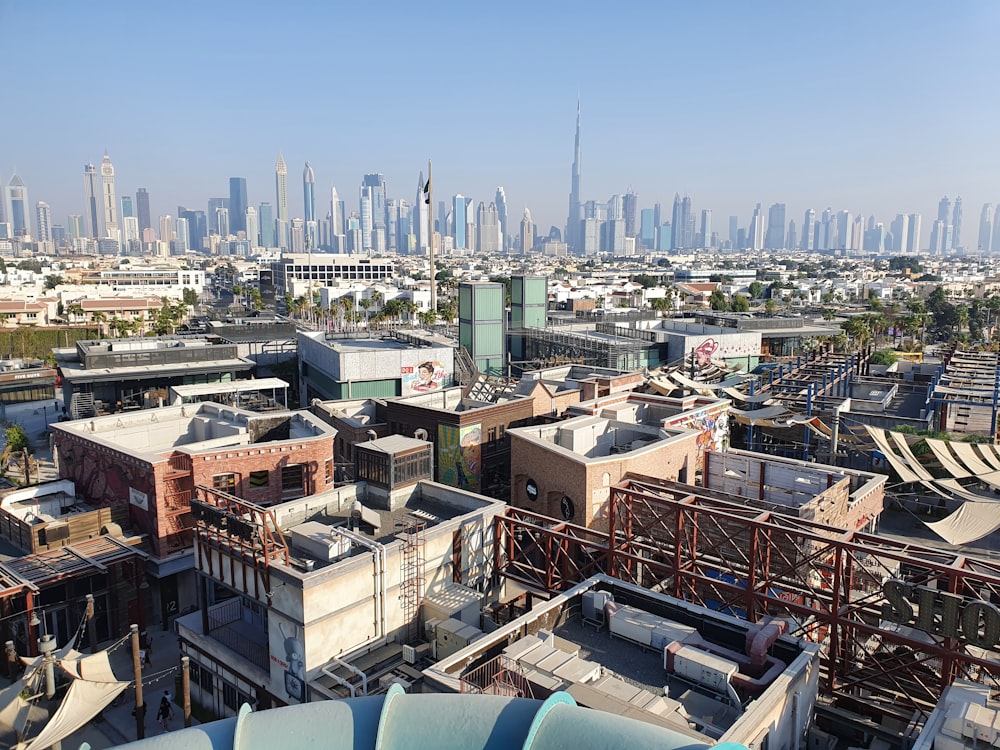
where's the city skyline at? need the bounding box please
[3,1,999,239]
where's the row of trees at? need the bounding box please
[283,291,455,331]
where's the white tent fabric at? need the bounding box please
[976,444,1000,472]
[0,666,43,737]
[866,427,923,484]
[59,650,119,683]
[924,439,975,479]
[925,502,1000,546]
[22,677,129,750]
[950,442,996,476]
[721,387,774,404]
[887,432,937,482]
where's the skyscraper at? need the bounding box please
[801,209,815,251]
[174,217,190,253]
[6,172,29,237]
[835,211,852,250]
[640,209,655,249]
[179,208,206,251]
[495,187,508,252]
[952,196,963,250]
[786,220,797,251]
[520,208,534,255]
[670,194,682,250]
[700,210,712,248]
[978,204,993,253]
[275,154,289,223]
[729,216,739,249]
[246,206,259,249]
[565,98,583,252]
[100,151,118,240]
[330,187,344,237]
[121,195,133,219]
[764,203,786,249]
[207,198,228,235]
[360,189,373,251]
[135,188,151,233]
[35,201,51,242]
[938,196,951,223]
[229,177,248,234]
[749,203,764,251]
[453,195,467,250]
[907,214,922,253]
[303,163,316,223]
[84,163,100,239]
[890,215,910,254]
[681,195,693,248]
[159,215,174,243]
[259,202,275,248]
[993,209,1000,255]
[929,220,946,255]
[477,202,499,254]
[623,190,638,238]
[67,215,85,242]
[361,173,387,239]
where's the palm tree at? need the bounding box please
[92,311,108,338]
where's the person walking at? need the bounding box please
[157,692,172,730]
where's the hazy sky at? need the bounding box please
[4,0,1000,242]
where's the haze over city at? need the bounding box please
[3,0,1000,235]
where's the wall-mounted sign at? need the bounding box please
[129,487,149,511]
[882,578,1000,650]
[560,496,575,521]
[525,479,538,501]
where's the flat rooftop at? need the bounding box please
[51,402,334,459]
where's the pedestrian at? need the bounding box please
[157,692,171,730]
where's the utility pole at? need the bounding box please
[427,160,435,316]
[131,624,145,740]
[39,633,61,750]
[181,656,192,728]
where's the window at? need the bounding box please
[325,459,333,483]
[212,473,238,494]
[281,464,304,493]
[248,471,269,489]
[223,683,238,710]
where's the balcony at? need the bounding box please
[205,597,269,672]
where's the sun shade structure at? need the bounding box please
[111,685,748,750]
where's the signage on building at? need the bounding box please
[129,487,149,511]
[882,578,1000,650]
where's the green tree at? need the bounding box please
[630,274,658,289]
[748,281,764,300]
[731,294,750,312]
[4,424,29,454]
[44,275,64,290]
[182,287,199,307]
[709,289,729,311]
[764,299,778,315]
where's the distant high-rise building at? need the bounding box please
[361,173,387,238]
[681,196,693,248]
[565,98,583,252]
[993,210,1000,255]
[764,203,785,249]
[159,215,174,243]
[35,201,51,242]
[749,203,765,251]
[640,209,655,249]
[275,154,289,224]
[801,209,815,251]
[477,202,499,254]
[453,195,467,249]
[907,214,922,253]
[520,208,534,255]
[6,172,29,237]
[216,207,230,239]
[835,210,852,250]
[657,222,672,252]
[303,163,316,223]
[84,163,100,238]
[259,202,275,248]
[121,195,133,219]
[938,196,951,223]
[100,151,118,240]
[700,210,712,249]
[671,194,682,250]
[179,208,206,251]
[888,215,905,253]
[929,220,946,255]
[952,196,963,250]
[229,177,248,234]
[207,198,228,235]
[67,215,85,242]
[607,194,623,221]
[135,188,151,233]
[729,216,739,249]
[622,190,638,237]
[978,204,993,253]
[243,206,260,250]
[290,218,305,252]
[330,187,344,237]
[122,216,139,251]
[360,190,373,251]
[495,187,508,252]
[174,217,190,254]
[786,220,797,252]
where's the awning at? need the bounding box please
[925,501,1000,546]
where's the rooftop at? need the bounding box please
[51,402,334,460]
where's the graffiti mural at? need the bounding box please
[401,360,449,395]
[269,616,306,703]
[664,403,730,472]
[56,438,155,509]
[438,423,482,492]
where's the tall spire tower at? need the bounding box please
[303,162,316,223]
[275,154,288,223]
[101,151,118,240]
[566,98,582,252]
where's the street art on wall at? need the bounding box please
[57,439,155,509]
[438,423,482,492]
[269,617,306,703]
[401,360,450,395]
[664,402,730,472]
[687,334,759,367]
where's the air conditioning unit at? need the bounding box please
[379,675,412,692]
[402,644,417,664]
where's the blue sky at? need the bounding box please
[3,0,999,243]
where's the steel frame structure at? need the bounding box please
[495,478,1000,722]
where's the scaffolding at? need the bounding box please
[396,517,426,644]
[511,326,651,373]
